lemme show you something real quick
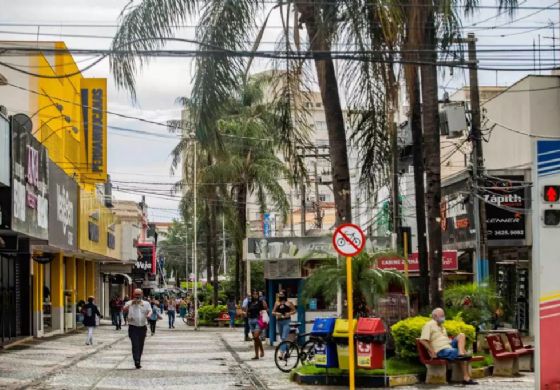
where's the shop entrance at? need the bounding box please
[42,262,52,333]
[0,251,30,346]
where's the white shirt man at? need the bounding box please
[123,289,152,369]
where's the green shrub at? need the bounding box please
[197,304,227,322]
[391,316,475,360]
[444,283,504,330]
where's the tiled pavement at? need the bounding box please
[0,317,535,390]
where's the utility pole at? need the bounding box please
[300,176,306,236]
[314,147,323,229]
[468,33,488,284]
[222,213,226,275]
[391,121,401,236]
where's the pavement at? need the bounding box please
[0,317,535,390]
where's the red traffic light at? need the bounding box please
[544,185,560,202]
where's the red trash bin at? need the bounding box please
[356,317,386,369]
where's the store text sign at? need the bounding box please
[377,251,458,272]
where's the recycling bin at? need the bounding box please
[332,318,357,370]
[355,317,386,369]
[311,317,338,368]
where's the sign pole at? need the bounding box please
[346,255,355,390]
[403,231,411,317]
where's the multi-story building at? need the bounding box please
[0,41,136,341]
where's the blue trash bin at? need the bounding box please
[311,317,338,368]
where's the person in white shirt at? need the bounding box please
[123,289,152,369]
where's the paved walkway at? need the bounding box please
[0,318,535,390]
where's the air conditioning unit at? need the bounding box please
[440,103,467,138]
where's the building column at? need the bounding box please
[50,253,64,334]
[76,259,86,303]
[65,257,76,330]
[86,261,96,299]
[32,261,44,337]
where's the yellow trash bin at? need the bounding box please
[332,318,357,370]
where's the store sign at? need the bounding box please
[80,78,107,181]
[377,251,458,272]
[48,161,77,251]
[246,236,334,261]
[440,184,475,246]
[11,117,49,240]
[134,244,155,274]
[483,175,526,241]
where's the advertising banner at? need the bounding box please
[133,244,155,281]
[11,118,49,240]
[440,180,475,246]
[80,78,107,182]
[246,236,334,261]
[48,161,78,251]
[377,251,459,272]
[483,175,526,241]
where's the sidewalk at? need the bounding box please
[0,321,127,389]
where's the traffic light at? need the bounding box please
[544,210,560,226]
[543,185,560,203]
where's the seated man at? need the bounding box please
[420,308,477,385]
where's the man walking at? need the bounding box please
[110,295,124,330]
[123,289,152,369]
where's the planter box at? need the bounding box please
[293,373,420,388]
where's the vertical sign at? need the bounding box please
[48,161,78,251]
[532,139,560,388]
[11,117,49,240]
[80,78,107,182]
[263,212,271,237]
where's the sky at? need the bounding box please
[0,0,558,222]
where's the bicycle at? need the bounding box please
[274,322,327,372]
[182,308,195,326]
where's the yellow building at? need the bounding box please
[0,41,126,337]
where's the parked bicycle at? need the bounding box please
[274,322,328,372]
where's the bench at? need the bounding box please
[486,334,520,376]
[505,331,534,371]
[215,312,230,327]
[416,338,483,384]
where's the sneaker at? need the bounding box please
[463,379,478,385]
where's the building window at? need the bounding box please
[319,194,327,202]
[315,102,322,108]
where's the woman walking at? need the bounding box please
[82,296,102,345]
[245,289,268,360]
[226,296,237,329]
[179,297,188,322]
[148,299,162,335]
[272,291,296,359]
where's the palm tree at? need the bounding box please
[302,252,407,315]
[108,1,399,227]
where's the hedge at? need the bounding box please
[197,304,227,322]
[390,316,475,360]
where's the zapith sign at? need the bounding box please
[80,78,107,181]
[48,161,78,251]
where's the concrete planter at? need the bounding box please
[292,372,420,387]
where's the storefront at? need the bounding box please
[441,169,531,332]
[0,114,48,341]
[32,161,79,334]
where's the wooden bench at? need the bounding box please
[505,331,534,372]
[486,334,520,376]
[215,312,230,327]
[416,338,483,384]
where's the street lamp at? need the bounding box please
[185,131,198,330]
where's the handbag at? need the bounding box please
[257,309,270,329]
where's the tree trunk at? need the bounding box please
[297,3,352,225]
[211,203,219,306]
[421,13,443,308]
[204,203,213,302]
[410,74,430,311]
[235,184,248,300]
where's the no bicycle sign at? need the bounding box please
[332,223,366,257]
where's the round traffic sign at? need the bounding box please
[332,223,366,257]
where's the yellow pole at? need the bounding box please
[403,231,411,316]
[346,256,355,390]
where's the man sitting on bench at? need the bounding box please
[420,308,478,385]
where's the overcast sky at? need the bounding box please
[0,0,557,222]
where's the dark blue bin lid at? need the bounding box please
[311,317,337,335]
